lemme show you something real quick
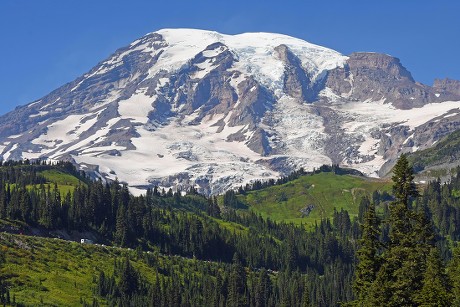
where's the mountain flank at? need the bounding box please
[0,29,459,194]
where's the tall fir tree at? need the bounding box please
[355,154,441,306]
[369,154,424,306]
[115,204,129,246]
[254,268,271,307]
[118,256,138,298]
[227,253,248,307]
[448,246,460,306]
[391,153,419,207]
[415,247,452,306]
[353,202,381,306]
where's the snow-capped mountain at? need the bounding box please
[1,28,460,195]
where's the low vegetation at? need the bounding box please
[236,172,391,225]
[0,158,458,306]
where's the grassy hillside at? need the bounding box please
[39,169,82,186]
[34,169,85,196]
[237,172,391,225]
[0,162,457,306]
[2,163,85,196]
[0,233,210,306]
[1,233,116,306]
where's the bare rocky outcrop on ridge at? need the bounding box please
[433,78,460,96]
[326,52,460,109]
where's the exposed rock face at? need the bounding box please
[433,78,460,96]
[275,44,314,102]
[0,29,460,194]
[326,52,460,109]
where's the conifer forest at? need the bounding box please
[0,155,458,306]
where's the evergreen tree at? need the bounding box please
[285,237,299,272]
[353,202,381,305]
[448,246,460,306]
[254,268,271,307]
[357,196,371,223]
[227,253,247,307]
[118,256,138,298]
[115,204,129,246]
[415,248,452,306]
[149,273,161,307]
[300,277,310,307]
[391,153,418,206]
[367,155,432,306]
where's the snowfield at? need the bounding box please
[1,28,459,195]
[155,28,347,95]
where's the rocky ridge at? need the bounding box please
[1,29,460,195]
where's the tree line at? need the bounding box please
[0,157,460,305]
[0,161,358,305]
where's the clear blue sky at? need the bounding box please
[1,0,459,115]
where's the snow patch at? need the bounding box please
[339,100,460,131]
[192,59,218,79]
[2,144,18,161]
[7,134,23,139]
[29,111,49,118]
[444,112,458,118]
[118,90,156,124]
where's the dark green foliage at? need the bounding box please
[448,246,460,306]
[118,256,139,298]
[352,155,452,306]
[227,253,247,307]
[92,252,319,307]
[415,248,452,306]
[357,196,371,223]
[353,202,380,304]
[391,153,419,206]
[2,160,460,306]
[369,155,431,305]
[254,268,271,307]
[207,196,221,218]
[223,190,245,209]
[417,167,460,240]
[0,162,361,306]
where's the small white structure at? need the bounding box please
[80,239,94,244]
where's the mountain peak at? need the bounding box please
[146,28,347,94]
[348,52,414,81]
[1,29,460,195]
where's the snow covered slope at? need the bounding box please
[1,28,460,195]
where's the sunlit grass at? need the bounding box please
[238,172,391,226]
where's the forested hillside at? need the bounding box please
[0,158,458,306]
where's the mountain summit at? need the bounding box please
[1,29,460,194]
